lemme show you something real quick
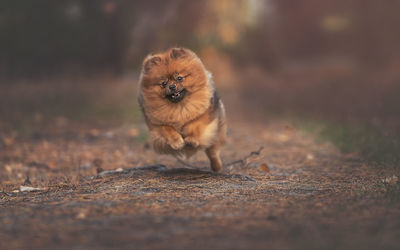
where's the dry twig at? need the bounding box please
[173,146,265,169]
[224,146,264,167]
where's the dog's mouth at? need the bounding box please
[166,88,187,103]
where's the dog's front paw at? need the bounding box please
[184,136,200,147]
[168,135,185,150]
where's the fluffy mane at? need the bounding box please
[138,48,214,128]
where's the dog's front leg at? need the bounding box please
[149,125,184,152]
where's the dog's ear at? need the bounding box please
[169,47,191,60]
[143,55,161,73]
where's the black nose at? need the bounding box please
[169,84,176,91]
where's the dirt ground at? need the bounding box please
[0,78,399,250]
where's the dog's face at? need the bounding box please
[140,48,208,105]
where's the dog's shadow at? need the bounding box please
[159,167,221,181]
[149,165,254,181]
[99,164,255,182]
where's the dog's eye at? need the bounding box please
[161,81,167,88]
[176,76,183,82]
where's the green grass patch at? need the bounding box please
[296,118,400,171]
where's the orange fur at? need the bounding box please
[138,47,227,172]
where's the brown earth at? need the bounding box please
[0,78,399,250]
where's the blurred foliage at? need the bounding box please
[297,118,400,171]
[0,0,124,76]
[1,0,400,78]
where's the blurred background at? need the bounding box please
[1,0,399,167]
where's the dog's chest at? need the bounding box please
[199,118,219,147]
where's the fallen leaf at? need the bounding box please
[260,163,270,172]
[315,202,323,207]
[127,128,139,137]
[89,129,100,137]
[2,136,15,146]
[76,211,86,219]
[278,134,289,142]
[20,186,47,192]
[98,168,124,177]
[5,165,12,173]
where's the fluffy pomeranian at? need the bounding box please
[138,47,227,172]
